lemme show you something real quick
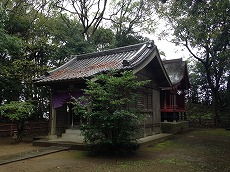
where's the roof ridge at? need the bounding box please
[163,58,183,64]
[47,42,148,75]
[74,41,148,60]
[123,41,155,66]
[48,57,77,74]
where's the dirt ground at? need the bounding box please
[0,137,39,156]
[0,128,230,172]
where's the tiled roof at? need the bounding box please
[35,41,170,86]
[163,58,189,87]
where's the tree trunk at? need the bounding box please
[16,120,25,143]
[205,65,221,127]
[227,75,230,91]
[212,93,218,126]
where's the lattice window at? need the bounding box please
[136,91,153,110]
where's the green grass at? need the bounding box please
[144,140,177,151]
[191,128,230,137]
[69,128,230,172]
[116,160,150,169]
[72,151,88,158]
[158,157,190,166]
[94,160,156,172]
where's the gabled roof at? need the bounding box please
[162,58,190,89]
[35,41,171,87]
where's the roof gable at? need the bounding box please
[163,58,190,89]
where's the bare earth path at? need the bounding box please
[0,128,230,172]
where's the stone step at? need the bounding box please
[62,133,84,138]
[58,136,85,143]
[61,133,85,143]
[65,129,82,135]
[61,134,84,139]
[59,129,85,143]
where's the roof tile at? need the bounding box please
[35,41,165,85]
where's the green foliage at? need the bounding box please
[0,101,35,121]
[108,0,155,47]
[115,32,149,47]
[188,59,212,104]
[109,0,157,34]
[0,101,35,142]
[72,70,149,152]
[0,5,24,58]
[49,14,94,64]
[158,0,230,122]
[90,27,115,51]
[0,62,22,103]
[0,0,159,121]
[0,2,90,116]
[186,103,213,121]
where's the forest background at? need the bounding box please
[0,0,229,125]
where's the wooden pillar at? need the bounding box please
[164,112,167,122]
[164,92,167,109]
[49,95,57,139]
[173,112,177,123]
[143,116,146,137]
[50,106,56,135]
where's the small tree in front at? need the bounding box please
[72,70,148,153]
[0,101,35,142]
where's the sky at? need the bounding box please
[154,39,191,60]
[143,29,191,61]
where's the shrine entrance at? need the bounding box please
[55,103,82,136]
[50,90,84,136]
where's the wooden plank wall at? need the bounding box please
[0,121,49,137]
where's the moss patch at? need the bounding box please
[153,140,177,151]
[158,157,190,166]
[191,128,230,137]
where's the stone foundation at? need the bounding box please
[161,121,189,134]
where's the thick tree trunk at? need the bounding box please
[205,65,221,127]
[212,91,219,126]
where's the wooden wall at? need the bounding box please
[136,65,162,137]
[51,64,163,138]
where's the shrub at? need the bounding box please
[72,70,148,153]
[0,101,35,142]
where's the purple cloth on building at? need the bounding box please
[52,91,83,109]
